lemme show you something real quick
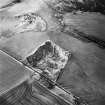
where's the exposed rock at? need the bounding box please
[26,40,70,85]
[15,12,47,33]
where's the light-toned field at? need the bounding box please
[0,50,33,96]
[49,13,105,105]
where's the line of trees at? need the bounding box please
[55,0,105,14]
[72,0,105,14]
